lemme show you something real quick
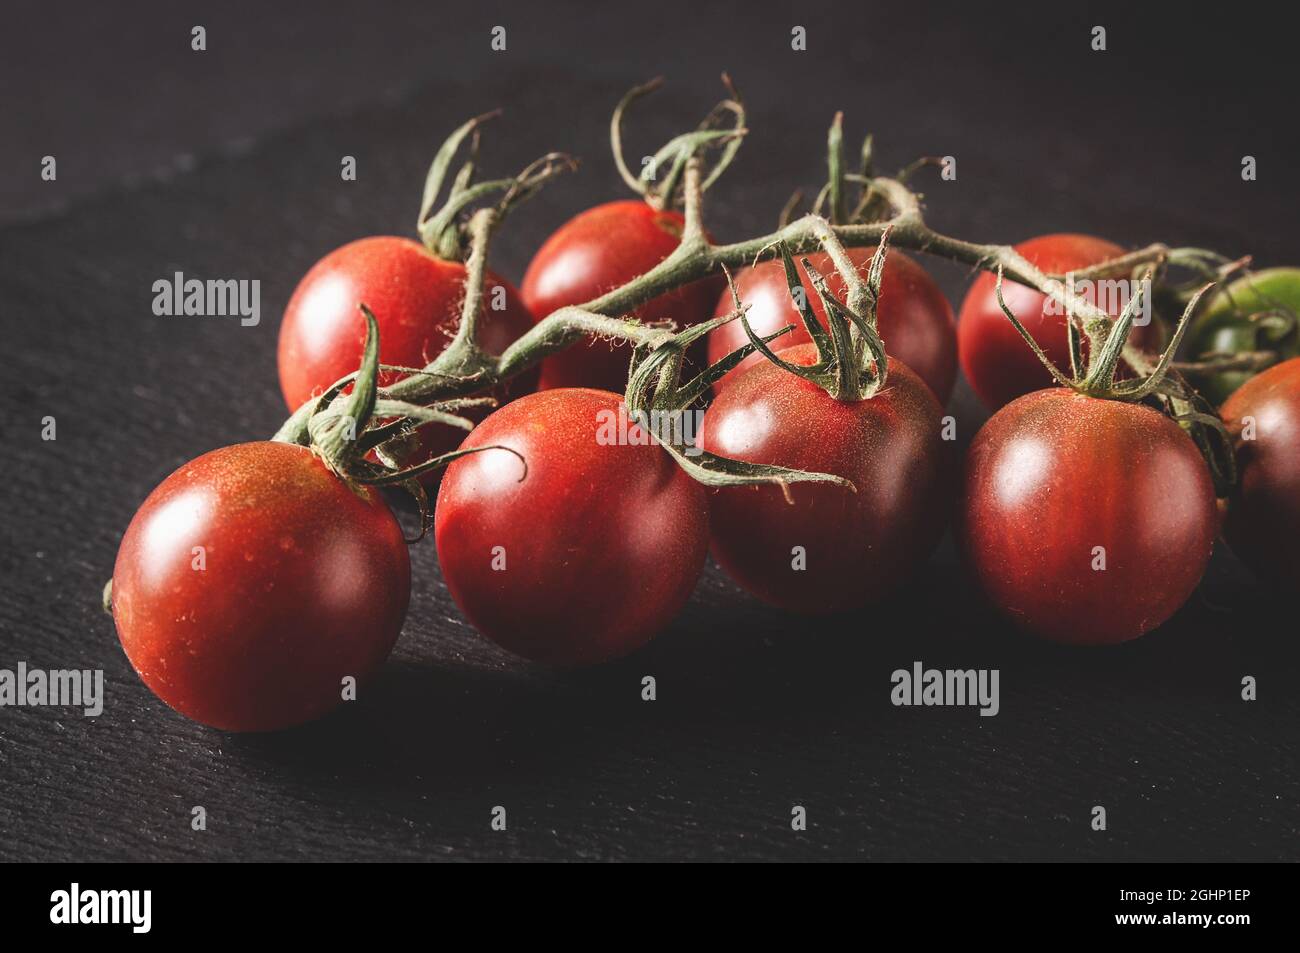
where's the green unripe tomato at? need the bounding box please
[1186,267,1300,405]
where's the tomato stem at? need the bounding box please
[442,208,496,363]
[1080,268,1154,394]
[416,113,577,260]
[827,112,847,226]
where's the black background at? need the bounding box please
[2,1,1297,862]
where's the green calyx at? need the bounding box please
[622,298,852,492]
[610,74,747,211]
[993,267,1238,494]
[780,111,922,229]
[732,233,892,404]
[293,304,522,538]
[991,265,1211,402]
[416,111,577,260]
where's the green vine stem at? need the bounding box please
[276,162,1180,448]
[273,87,1243,497]
[1173,350,1279,376]
[611,74,745,210]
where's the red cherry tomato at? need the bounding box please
[521,201,721,392]
[706,248,957,402]
[278,235,535,465]
[957,234,1161,410]
[1221,357,1300,585]
[434,388,708,664]
[699,344,951,612]
[960,390,1216,644]
[111,442,410,731]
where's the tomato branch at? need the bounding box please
[274,130,1204,455]
[274,94,1216,470]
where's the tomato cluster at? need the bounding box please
[109,139,1300,731]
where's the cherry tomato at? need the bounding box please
[434,388,708,664]
[960,390,1216,644]
[278,236,535,465]
[521,201,721,392]
[706,248,957,402]
[1186,268,1300,405]
[699,344,951,612]
[1220,357,1300,585]
[111,442,410,731]
[957,234,1162,410]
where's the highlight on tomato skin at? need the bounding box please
[521,201,722,393]
[110,442,411,732]
[958,389,1218,646]
[1220,357,1300,586]
[706,248,957,403]
[699,343,953,614]
[956,234,1163,411]
[278,235,537,471]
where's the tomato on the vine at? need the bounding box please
[521,201,721,392]
[1220,357,1300,585]
[1186,268,1300,405]
[278,236,535,463]
[111,442,410,732]
[706,248,957,402]
[699,344,951,612]
[957,234,1162,410]
[434,388,708,665]
[960,390,1216,644]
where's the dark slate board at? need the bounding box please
[1,1,1297,861]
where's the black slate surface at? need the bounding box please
[1,1,1297,861]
